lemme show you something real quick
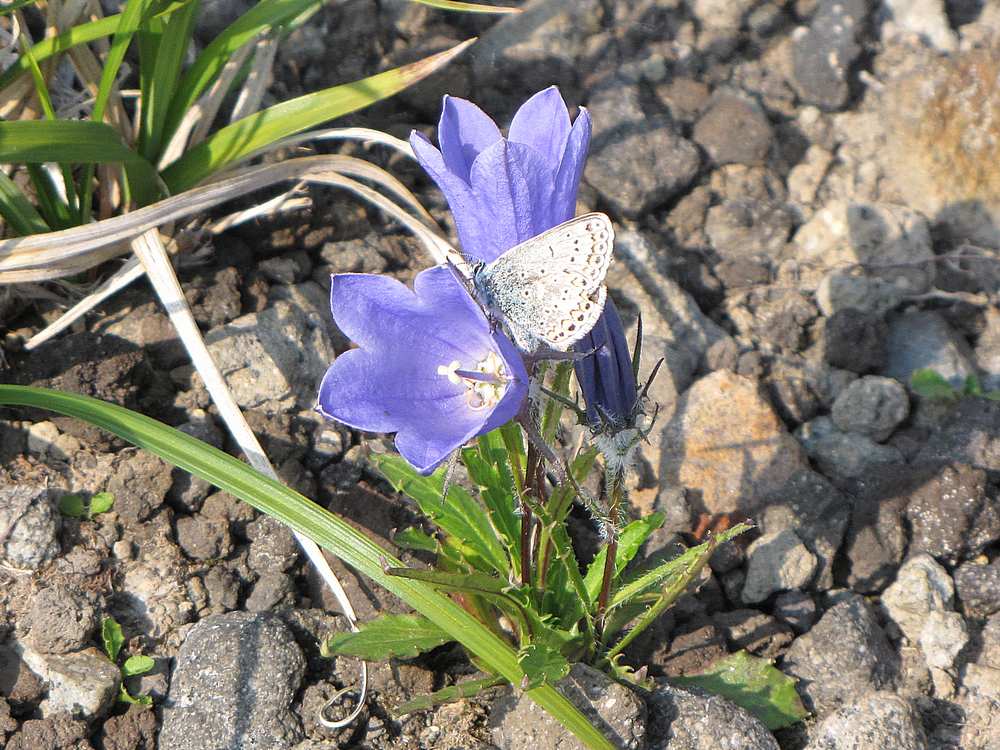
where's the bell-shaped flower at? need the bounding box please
[409,85,592,263]
[574,299,638,432]
[317,266,529,475]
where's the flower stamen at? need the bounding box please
[440,351,509,411]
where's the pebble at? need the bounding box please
[646,681,780,749]
[884,310,977,391]
[693,92,773,165]
[880,553,954,644]
[954,558,1000,618]
[791,0,868,110]
[803,691,928,750]
[28,585,99,655]
[16,644,120,720]
[0,484,60,570]
[822,307,888,374]
[743,529,818,603]
[830,375,910,442]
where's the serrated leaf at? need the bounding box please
[90,492,115,516]
[672,651,808,730]
[122,654,155,677]
[583,513,665,603]
[322,614,452,660]
[59,494,86,518]
[393,675,504,717]
[910,368,957,401]
[102,617,125,662]
[518,644,570,690]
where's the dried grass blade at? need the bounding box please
[229,34,277,123]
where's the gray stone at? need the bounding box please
[880,553,954,644]
[691,0,760,56]
[108,450,174,524]
[175,515,232,561]
[884,311,977,391]
[245,572,296,612]
[822,307,888,373]
[16,644,120,719]
[782,594,899,714]
[920,610,969,669]
[914,398,1000,479]
[831,375,910,442]
[645,681,780,749]
[0,484,60,570]
[815,270,904,317]
[791,0,868,110]
[882,0,957,52]
[587,81,701,218]
[796,416,904,479]
[4,712,92,750]
[773,590,817,633]
[743,529,817,603]
[803,691,928,750]
[713,609,794,658]
[246,515,299,573]
[202,565,241,613]
[488,663,646,750]
[705,200,795,260]
[28,585,99,655]
[975,308,1000,391]
[757,468,851,591]
[723,288,817,350]
[905,463,1000,565]
[954,559,1000,618]
[693,93,773,165]
[159,612,306,750]
[843,466,910,593]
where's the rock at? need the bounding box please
[803,691,928,750]
[28,585,99,655]
[316,233,389,276]
[0,643,46,708]
[791,0,868,110]
[796,416,904,479]
[880,553,954,644]
[655,77,710,125]
[99,704,157,750]
[821,307,888,373]
[743,529,817,603]
[0,484,60,570]
[201,565,241,614]
[26,421,79,461]
[757,469,851,591]
[645,681,780,749]
[661,370,808,516]
[691,0,759,56]
[705,200,795,260]
[975,308,1000,391]
[16,644,120,719]
[920,610,969,669]
[905,464,999,565]
[787,145,834,206]
[954,559,1000,618]
[658,622,729,678]
[4,713,93,750]
[914,398,1000,479]
[815,270,904,317]
[245,572,296,612]
[259,253,311,285]
[183,294,336,413]
[488,663,646,750]
[713,609,794,658]
[842,466,911,593]
[773,590,817,633]
[693,93,773,165]
[830,376,910,442]
[957,688,1000,750]
[723,288,817,350]
[782,594,899,714]
[246,515,299,573]
[882,0,957,52]
[0,696,15,738]
[884,311,977,391]
[175,516,232,561]
[587,80,701,219]
[107,450,174,524]
[797,201,935,294]
[159,612,306,750]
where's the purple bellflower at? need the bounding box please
[317,266,528,475]
[574,300,638,432]
[409,85,592,263]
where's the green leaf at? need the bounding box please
[118,684,153,705]
[672,651,808,731]
[89,491,116,516]
[0,385,616,750]
[0,121,160,207]
[985,390,1000,402]
[583,513,665,603]
[122,654,155,677]
[393,528,439,553]
[0,0,43,14]
[408,0,520,12]
[59,494,86,518]
[394,675,505,717]
[910,368,958,401]
[322,614,451,661]
[102,617,125,662]
[963,374,983,397]
[162,40,474,191]
[518,644,570,690]
[0,170,50,235]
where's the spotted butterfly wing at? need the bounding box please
[473,212,615,352]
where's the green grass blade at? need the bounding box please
[0,3,189,93]
[161,39,474,191]
[139,0,200,161]
[0,385,614,750]
[0,170,51,235]
[582,514,665,604]
[0,121,160,207]
[0,0,42,13]
[160,0,325,143]
[407,0,521,12]
[25,165,74,229]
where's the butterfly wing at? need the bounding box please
[476,212,615,351]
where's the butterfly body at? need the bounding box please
[472,212,615,352]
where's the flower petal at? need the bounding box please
[508,86,572,171]
[552,106,592,224]
[469,140,557,260]
[410,131,488,259]
[438,95,502,181]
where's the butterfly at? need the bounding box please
[470,212,615,353]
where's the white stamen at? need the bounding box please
[437,351,509,411]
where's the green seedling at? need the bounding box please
[59,491,115,520]
[101,616,155,705]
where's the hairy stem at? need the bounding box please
[596,478,622,624]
